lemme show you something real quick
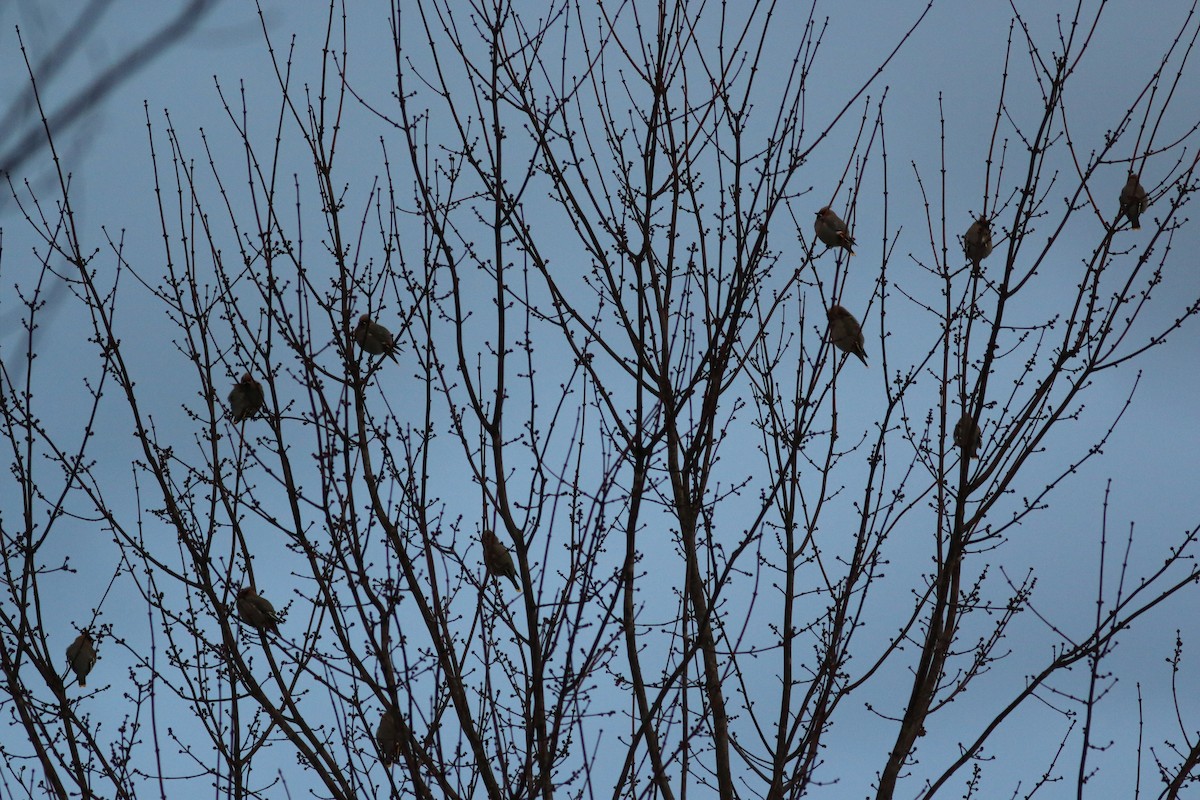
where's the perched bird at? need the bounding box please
[228,374,265,423]
[1118,171,1148,230]
[353,315,399,361]
[236,587,280,634]
[376,709,400,766]
[814,207,856,255]
[826,305,868,366]
[66,632,96,687]
[963,216,993,274]
[953,414,983,459]
[482,529,521,591]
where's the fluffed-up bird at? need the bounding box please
[228,374,265,422]
[353,315,399,361]
[953,414,983,459]
[826,305,868,366]
[963,216,993,274]
[814,207,856,255]
[66,632,96,687]
[236,587,281,633]
[376,709,400,765]
[482,529,521,591]
[1119,171,1148,230]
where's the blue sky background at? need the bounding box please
[2,1,1199,797]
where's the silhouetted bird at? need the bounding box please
[814,207,856,255]
[66,632,96,687]
[228,374,265,422]
[353,315,399,361]
[826,305,868,366]
[376,709,400,765]
[482,529,521,591]
[1119,171,1148,230]
[953,414,983,459]
[963,216,993,274]
[236,587,280,633]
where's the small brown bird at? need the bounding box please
[353,315,399,361]
[376,709,400,765]
[228,374,265,422]
[236,587,280,633]
[814,207,856,255]
[66,632,96,687]
[826,305,868,366]
[963,216,993,274]
[482,529,521,591]
[953,414,983,459]
[1118,171,1148,230]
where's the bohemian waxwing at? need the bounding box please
[814,207,856,255]
[1119,172,1148,230]
[376,709,400,765]
[353,315,399,361]
[482,529,521,591]
[953,414,982,459]
[66,632,96,687]
[826,305,868,366]
[236,587,280,634]
[228,374,265,422]
[963,216,993,274]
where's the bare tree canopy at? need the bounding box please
[2,2,1200,799]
